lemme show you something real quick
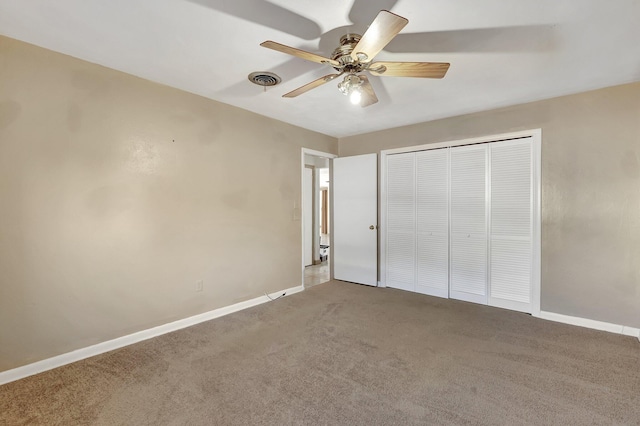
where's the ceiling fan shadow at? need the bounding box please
[187,0,322,40]
[348,0,399,27]
[317,0,401,55]
[385,24,557,54]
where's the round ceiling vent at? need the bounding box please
[248,71,281,87]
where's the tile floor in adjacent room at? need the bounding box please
[305,233,330,288]
[304,262,329,288]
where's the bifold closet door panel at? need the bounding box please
[449,145,488,304]
[386,153,416,291]
[416,235,448,296]
[489,140,532,313]
[450,234,487,301]
[416,149,449,298]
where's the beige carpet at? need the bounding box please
[1,281,639,425]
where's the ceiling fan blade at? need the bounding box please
[350,10,408,62]
[283,74,343,98]
[358,75,378,107]
[261,41,339,67]
[368,61,450,78]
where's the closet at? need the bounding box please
[384,135,538,314]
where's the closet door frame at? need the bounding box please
[380,129,541,317]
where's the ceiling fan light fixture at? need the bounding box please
[349,89,362,105]
[338,74,362,97]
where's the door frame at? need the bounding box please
[301,148,337,288]
[380,129,541,316]
[303,165,314,267]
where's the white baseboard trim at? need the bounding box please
[622,326,640,338]
[0,285,304,386]
[538,311,640,341]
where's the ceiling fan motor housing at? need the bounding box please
[331,34,366,73]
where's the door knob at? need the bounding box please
[369,225,375,230]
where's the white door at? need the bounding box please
[449,144,488,304]
[333,153,378,286]
[303,167,313,267]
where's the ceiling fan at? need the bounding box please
[260,10,450,107]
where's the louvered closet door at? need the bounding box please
[450,144,488,304]
[416,149,449,298]
[386,153,416,292]
[489,140,533,313]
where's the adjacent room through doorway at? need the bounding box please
[302,151,334,287]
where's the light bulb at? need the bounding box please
[350,89,361,105]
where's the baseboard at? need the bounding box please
[0,285,304,386]
[538,311,640,341]
[621,326,640,338]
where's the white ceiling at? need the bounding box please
[1,0,640,138]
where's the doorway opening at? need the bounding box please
[302,149,336,288]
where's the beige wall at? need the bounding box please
[340,82,640,330]
[2,33,638,374]
[0,36,337,372]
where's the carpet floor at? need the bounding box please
[1,281,639,425]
